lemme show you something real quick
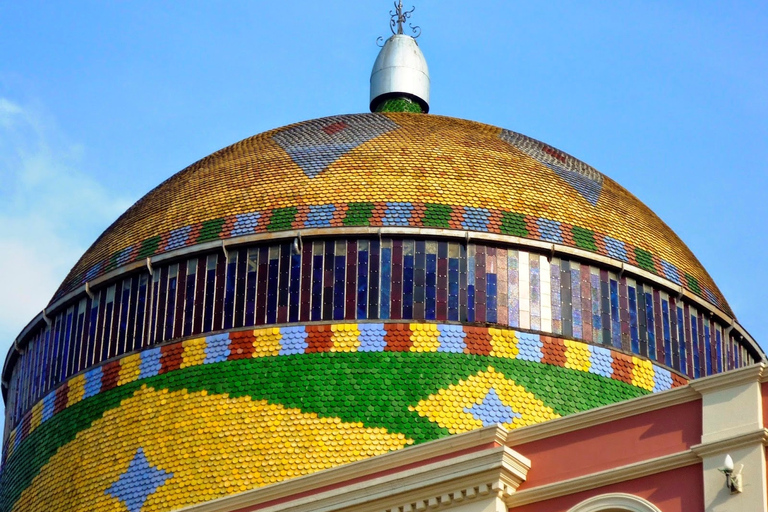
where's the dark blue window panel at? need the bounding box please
[203,264,216,332]
[255,247,269,325]
[289,252,301,322]
[426,253,438,320]
[224,255,237,330]
[467,285,475,322]
[628,286,639,353]
[448,258,459,321]
[380,246,392,320]
[610,280,620,348]
[413,240,426,319]
[368,239,380,319]
[119,283,132,354]
[704,323,712,375]
[459,244,468,322]
[87,295,99,367]
[102,293,114,361]
[402,250,414,319]
[125,276,139,354]
[60,310,73,382]
[677,306,686,372]
[165,273,177,341]
[487,273,498,323]
[334,251,346,320]
[591,274,601,335]
[691,315,700,378]
[267,253,280,324]
[716,329,723,373]
[109,282,123,357]
[322,241,334,321]
[436,242,449,321]
[644,292,655,359]
[662,300,672,366]
[245,250,258,326]
[467,248,476,323]
[357,244,369,319]
[311,251,323,321]
[234,250,248,328]
[136,275,148,348]
[636,285,647,357]
[278,244,291,323]
[73,306,85,375]
[184,266,196,337]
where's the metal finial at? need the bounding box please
[378,1,420,43]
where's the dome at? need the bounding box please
[2,111,762,512]
[55,113,727,313]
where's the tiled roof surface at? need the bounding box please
[53,113,728,312]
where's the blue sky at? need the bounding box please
[0,0,766,376]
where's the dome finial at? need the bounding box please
[370,2,430,113]
[389,1,421,38]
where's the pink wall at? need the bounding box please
[510,464,703,512]
[512,400,701,487]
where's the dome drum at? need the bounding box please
[1,233,759,436]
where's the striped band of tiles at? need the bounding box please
[5,322,685,460]
[59,202,721,311]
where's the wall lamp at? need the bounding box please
[719,454,743,494]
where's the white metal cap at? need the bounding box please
[370,34,430,113]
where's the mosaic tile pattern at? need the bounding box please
[50,114,728,314]
[1,322,682,512]
[11,237,740,431]
[3,322,685,464]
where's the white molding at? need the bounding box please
[690,429,768,458]
[689,364,764,393]
[567,493,663,512]
[505,385,699,445]
[505,451,699,507]
[176,431,530,512]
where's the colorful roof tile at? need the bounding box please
[53,114,729,313]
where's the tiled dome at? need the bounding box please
[56,113,728,313]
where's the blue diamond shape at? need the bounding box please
[499,129,603,206]
[463,387,522,427]
[106,448,173,512]
[272,114,399,178]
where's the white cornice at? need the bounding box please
[689,364,764,393]
[176,428,530,512]
[691,429,768,458]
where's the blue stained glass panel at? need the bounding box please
[448,258,459,321]
[334,252,346,320]
[380,246,391,319]
[311,252,323,321]
[662,300,672,366]
[691,314,700,378]
[677,306,686,372]
[645,292,655,360]
[487,273,498,323]
[628,286,638,353]
[610,280,620,348]
[704,323,712,375]
[426,253,437,320]
[716,329,723,373]
[289,252,301,322]
[402,250,414,319]
[357,245,369,319]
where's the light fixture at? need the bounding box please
[719,454,743,494]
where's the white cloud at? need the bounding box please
[0,98,131,346]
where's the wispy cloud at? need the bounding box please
[0,98,131,345]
